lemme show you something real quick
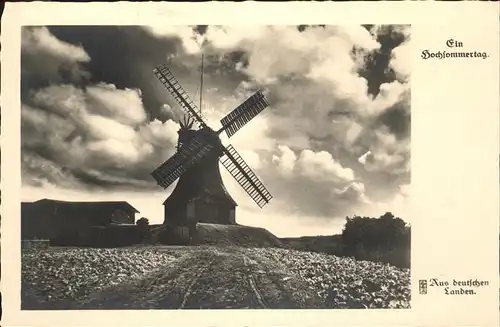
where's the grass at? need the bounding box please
[195,223,284,248]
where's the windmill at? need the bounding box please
[151,58,273,230]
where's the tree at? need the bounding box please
[136,217,150,228]
[136,217,151,243]
[380,212,395,220]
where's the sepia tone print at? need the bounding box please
[20,25,411,310]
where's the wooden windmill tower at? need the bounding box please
[151,58,273,230]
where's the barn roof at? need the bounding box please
[29,198,140,213]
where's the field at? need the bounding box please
[22,243,411,309]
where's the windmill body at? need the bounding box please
[163,126,237,226]
[151,63,273,230]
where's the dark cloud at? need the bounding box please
[377,95,411,140]
[357,25,409,96]
[20,81,180,194]
[22,151,81,189]
[46,26,183,121]
[195,25,208,35]
[45,26,252,123]
[21,26,91,98]
[197,50,250,84]
[362,25,374,32]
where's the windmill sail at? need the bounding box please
[153,64,208,128]
[220,145,273,208]
[152,136,214,189]
[219,90,269,138]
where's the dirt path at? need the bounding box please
[70,246,324,309]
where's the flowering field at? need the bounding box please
[22,245,410,309]
[254,248,410,308]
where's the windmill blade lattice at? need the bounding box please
[152,136,214,189]
[220,145,273,208]
[153,65,208,128]
[220,90,269,138]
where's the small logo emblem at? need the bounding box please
[419,280,428,294]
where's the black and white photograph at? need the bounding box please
[20,24,411,310]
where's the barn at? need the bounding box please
[21,198,140,243]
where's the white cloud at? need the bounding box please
[360,182,411,224]
[222,26,379,104]
[265,145,367,217]
[138,119,180,148]
[223,114,275,152]
[273,146,356,183]
[22,26,90,62]
[391,38,412,80]
[21,27,90,83]
[22,152,82,189]
[30,84,87,118]
[143,25,203,54]
[296,149,355,183]
[399,183,410,197]
[84,114,137,142]
[150,25,383,108]
[237,149,262,170]
[344,120,363,145]
[86,139,154,167]
[368,80,409,116]
[86,84,148,126]
[334,181,371,205]
[358,150,371,165]
[272,145,297,177]
[147,25,410,170]
[22,83,180,187]
[203,26,268,50]
[359,127,410,173]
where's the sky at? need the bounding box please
[20,25,411,237]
